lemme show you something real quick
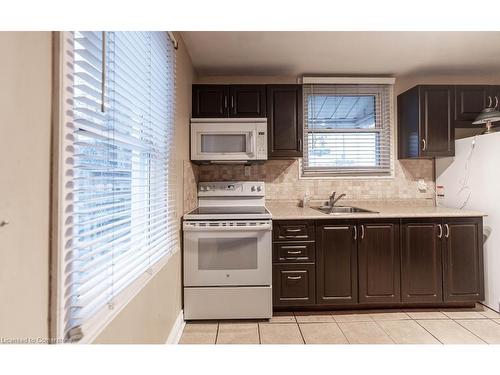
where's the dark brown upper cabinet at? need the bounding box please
[192,84,266,118]
[398,85,455,159]
[454,85,489,128]
[229,85,266,117]
[192,85,229,118]
[454,85,500,128]
[266,85,303,159]
[316,220,358,305]
[442,217,484,303]
[401,219,444,303]
[358,220,401,304]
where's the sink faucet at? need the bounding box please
[329,192,346,207]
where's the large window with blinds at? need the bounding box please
[301,84,393,177]
[58,31,177,342]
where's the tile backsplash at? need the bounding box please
[195,159,435,203]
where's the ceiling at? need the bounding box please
[180,32,500,77]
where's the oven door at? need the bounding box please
[183,220,272,287]
[191,123,256,161]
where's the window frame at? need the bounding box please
[300,83,395,179]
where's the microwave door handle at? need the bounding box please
[247,131,255,156]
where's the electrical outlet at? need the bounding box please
[417,179,428,193]
[244,166,251,177]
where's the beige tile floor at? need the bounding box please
[179,304,500,344]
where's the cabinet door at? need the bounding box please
[454,85,489,128]
[358,220,401,304]
[401,220,443,303]
[266,85,303,158]
[316,221,357,305]
[229,85,266,117]
[442,218,484,302]
[419,85,454,157]
[273,264,315,306]
[192,85,228,117]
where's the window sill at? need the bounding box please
[76,249,178,344]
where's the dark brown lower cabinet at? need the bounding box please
[401,219,443,303]
[272,217,484,310]
[316,221,358,305]
[358,220,401,304]
[443,218,484,302]
[273,264,315,306]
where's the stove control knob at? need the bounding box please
[205,186,211,191]
[251,186,256,192]
[257,186,262,192]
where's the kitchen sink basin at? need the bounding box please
[311,205,378,214]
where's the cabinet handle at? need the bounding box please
[231,96,234,109]
[286,250,303,255]
[495,96,499,109]
[488,96,493,108]
[298,138,302,151]
[287,275,302,280]
[285,228,301,232]
[422,138,427,151]
[444,224,450,238]
[224,96,228,109]
[353,226,357,240]
[437,224,443,238]
[360,225,365,240]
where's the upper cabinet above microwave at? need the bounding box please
[192,85,266,118]
[192,84,304,159]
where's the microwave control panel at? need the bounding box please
[255,122,267,159]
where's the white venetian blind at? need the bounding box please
[60,31,177,342]
[302,84,393,177]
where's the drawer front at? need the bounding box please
[273,242,315,263]
[273,220,315,241]
[273,264,315,306]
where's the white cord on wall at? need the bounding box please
[457,135,478,209]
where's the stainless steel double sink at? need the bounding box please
[311,205,378,215]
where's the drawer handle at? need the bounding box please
[281,245,307,249]
[286,250,302,255]
[287,276,302,280]
[285,228,302,232]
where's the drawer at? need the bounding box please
[273,242,315,263]
[273,264,315,306]
[273,220,315,241]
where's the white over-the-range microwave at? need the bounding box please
[190,118,268,163]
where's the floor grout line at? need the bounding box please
[453,319,489,344]
[371,319,396,344]
[412,319,444,345]
[296,322,306,344]
[214,322,220,345]
[257,322,261,344]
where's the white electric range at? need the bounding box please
[183,181,272,320]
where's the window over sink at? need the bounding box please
[301,83,393,178]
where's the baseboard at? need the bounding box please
[165,309,185,344]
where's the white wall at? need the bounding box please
[0,32,52,340]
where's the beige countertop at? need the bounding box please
[266,200,486,220]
